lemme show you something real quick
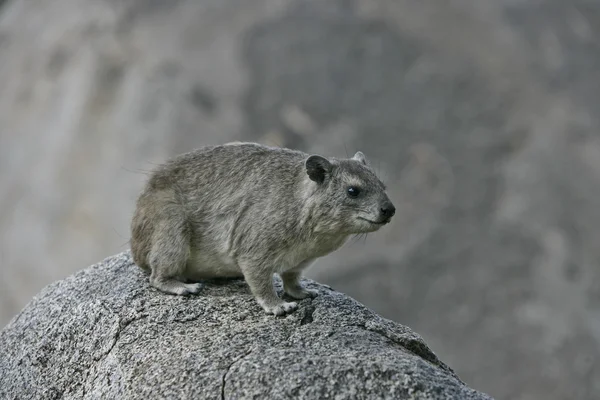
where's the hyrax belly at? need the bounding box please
[182,212,244,279]
[185,241,243,280]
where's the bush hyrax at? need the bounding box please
[130,142,395,315]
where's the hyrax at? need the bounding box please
[130,142,395,316]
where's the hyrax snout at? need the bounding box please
[130,142,394,316]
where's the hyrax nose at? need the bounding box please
[381,202,396,218]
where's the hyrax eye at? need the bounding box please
[347,186,361,198]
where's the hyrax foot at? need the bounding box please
[151,278,203,296]
[181,282,203,295]
[261,301,298,316]
[285,287,319,300]
[281,271,318,300]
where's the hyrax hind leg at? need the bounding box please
[147,212,202,296]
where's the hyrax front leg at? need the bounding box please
[147,218,202,296]
[281,270,318,300]
[241,262,297,316]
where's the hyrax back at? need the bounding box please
[130,142,395,316]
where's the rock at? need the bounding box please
[0,252,491,400]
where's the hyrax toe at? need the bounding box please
[265,301,298,316]
[282,302,298,312]
[151,278,202,296]
[286,287,319,300]
[183,282,203,295]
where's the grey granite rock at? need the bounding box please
[0,252,491,400]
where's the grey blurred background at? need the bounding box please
[1,0,599,398]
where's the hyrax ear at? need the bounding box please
[305,155,332,184]
[353,151,368,166]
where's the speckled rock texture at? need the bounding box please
[0,252,491,400]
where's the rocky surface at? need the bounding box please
[1,1,599,399]
[0,252,491,399]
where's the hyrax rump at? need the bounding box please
[130,142,395,316]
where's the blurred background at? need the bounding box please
[1,0,599,398]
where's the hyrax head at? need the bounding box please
[305,151,395,234]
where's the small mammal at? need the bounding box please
[130,142,395,315]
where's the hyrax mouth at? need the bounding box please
[358,217,390,225]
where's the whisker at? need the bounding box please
[120,166,153,176]
[351,233,366,245]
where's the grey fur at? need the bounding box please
[130,142,395,315]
